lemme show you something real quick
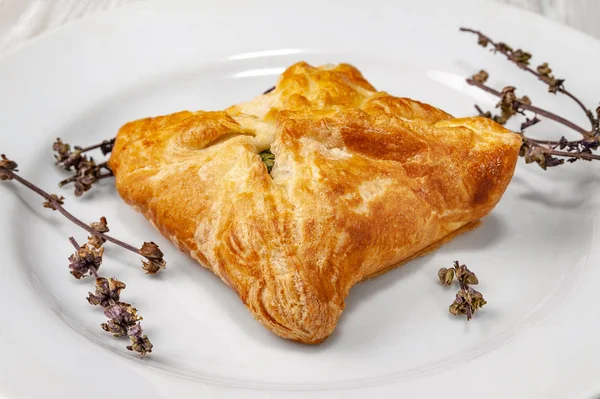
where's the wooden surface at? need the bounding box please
[0,0,598,55]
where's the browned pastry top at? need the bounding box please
[109,62,521,343]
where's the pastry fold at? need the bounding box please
[109,62,521,344]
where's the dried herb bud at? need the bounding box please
[0,154,18,180]
[52,138,71,163]
[438,267,455,285]
[524,146,547,168]
[488,86,520,125]
[494,115,508,125]
[73,175,95,197]
[141,260,164,274]
[449,292,466,316]
[519,141,527,157]
[499,86,517,105]
[449,287,487,320]
[536,62,552,77]
[76,157,96,174]
[100,139,116,155]
[466,287,487,311]
[519,95,532,106]
[496,42,513,53]
[42,194,65,210]
[87,277,126,307]
[545,155,565,168]
[126,323,153,355]
[140,242,166,274]
[558,136,569,149]
[548,78,565,94]
[88,216,109,248]
[139,241,163,259]
[68,244,104,279]
[477,35,489,47]
[61,151,84,171]
[535,62,565,93]
[520,116,541,131]
[471,70,489,84]
[101,303,142,337]
[454,261,479,285]
[511,49,532,66]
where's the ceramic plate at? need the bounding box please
[1,0,600,397]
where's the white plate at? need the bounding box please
[1,0,600,398]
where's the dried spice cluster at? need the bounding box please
[438,261,487,320]
[70,236,153,355]
[461,28,600,169]
[53,137,115,196]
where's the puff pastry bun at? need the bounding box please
[108,62,521,344]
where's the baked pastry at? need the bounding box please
[108,62,521,344]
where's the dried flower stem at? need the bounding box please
[3,167,141,255]
[467,78,590,137]
[460,27,596,129]
[457,280,472,320]
[75,138,116,154]
[2,155,154,354]
[53,138,116,196]
[70,235,154,355]
[439,261,486,320]
[462,28,600,168]
[58,172,113,187]
[58,163,113,187]
[525,139,600,161]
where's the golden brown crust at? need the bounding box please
[108,62,522,344]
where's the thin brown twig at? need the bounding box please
[458,280,473,320]
[474,104,486,115]
[525,137,562,146]
[4,168,140,254]
[59,170,113,187]
[74,138,116,154]
[466,78,590,136]
[525,140,600,161]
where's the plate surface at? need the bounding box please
[1,1,600,398]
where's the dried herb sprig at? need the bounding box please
[460,27,597,129]
[53,137,116,162]
[0,155,166,274]
[461,27,600,169]
[438,261,486,320]
[53,138,115,196]
[68,237,153,355]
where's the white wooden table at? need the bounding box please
[0,0,598,55]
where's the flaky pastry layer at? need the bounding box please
[109,62,521,343]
